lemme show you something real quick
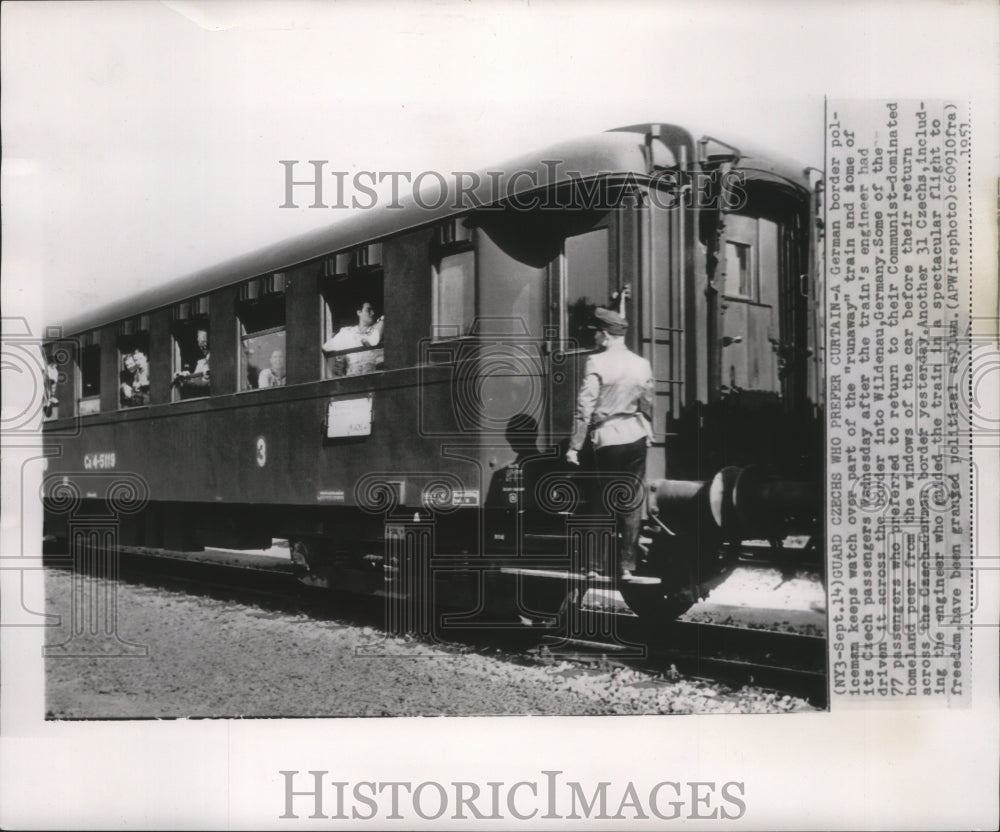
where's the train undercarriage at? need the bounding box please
[45,458,821,648]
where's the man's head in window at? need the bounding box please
[259,349,286,388]
[269,349,285,376]
[196,329,209,356]
[131,349,149,383]
[357,302,378,330]
[324,298,384,376]
[340,301,382,348]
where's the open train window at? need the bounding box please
[42,343,66,421]
[77,332,101,415]
[170,296,211,400]
[321,245,385,377]
[563,227,610,350]
[431,218,475,339]
[239,274,287,390]
[117,316,150,409]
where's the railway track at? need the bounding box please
[536,624,826,705]
[43,543,828,707]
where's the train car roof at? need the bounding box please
[54,123,812,336]
[610,123,813,191]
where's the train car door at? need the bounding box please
[717,213,781,395]
[474,206,615,533]
[550,221,616,442]
[474,212,552,438]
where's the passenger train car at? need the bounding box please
[42,123,824,626]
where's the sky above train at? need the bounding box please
[2,1,996,330]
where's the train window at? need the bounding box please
[42,345,63,420]
[720,213,771,301]
[117,316,150,409]
[238,274,287,390]
[758,217,779,296]
[321,248,385,377]
[723,241,755,299]
[431,219,475,340]
[563,227,610,349]
[432,250,475,338]
[171,296,211,400]
[77,332,101,415]
[718,214,782,393]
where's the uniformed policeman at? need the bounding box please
[565,307,654,580]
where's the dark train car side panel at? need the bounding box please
[45,371,490,512]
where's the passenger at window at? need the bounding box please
[43,357,60,417]
[257,349,286,388]
[120,353,145,407]
[322,301,384,376]
[243,344,260,389]
[131,349,150,400]
[174,328,211,395]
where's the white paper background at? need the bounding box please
[2,1,998,828]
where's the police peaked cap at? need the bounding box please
[592,307,628,335]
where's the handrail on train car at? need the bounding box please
[697,135,742,166]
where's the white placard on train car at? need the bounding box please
[325,395,373,438]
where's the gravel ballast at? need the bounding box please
[44,568,819,718]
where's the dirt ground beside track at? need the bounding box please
[44,569,818,718]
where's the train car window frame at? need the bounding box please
[722,240,757,301]
[560,225,612,352]
[170,295,211,401]
[77,331,101,415]
[430,218,476,342]
[42,342,67,421]
[716,211,784,394]
[117,315,151,410]
[320,245,386,378]
[719,212,778,304]
[238,274,288,391]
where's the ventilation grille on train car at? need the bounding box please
[172,295,210,320]
[323,243,382,278]
[437,217,473,248]
[117,315,150,335]
[239,273,287,302]
[326,243,383,278]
